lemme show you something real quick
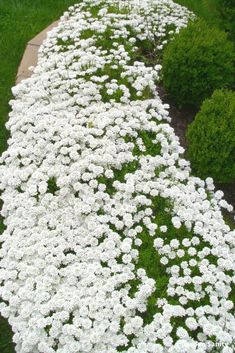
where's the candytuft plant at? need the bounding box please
[0,1,234,353]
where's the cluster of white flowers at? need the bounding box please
[0,1,234,353]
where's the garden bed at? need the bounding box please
[0,1,234,353]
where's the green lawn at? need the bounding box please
[0,2,78,351]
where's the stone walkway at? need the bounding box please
[16,21,59,84]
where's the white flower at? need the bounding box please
[172,216,181,229]
[222,347,233,353]
[177,249,185,258]
[0,1,234,352]
[176,327,188,339]
[160,225,167,233]
[154,238,164,248]
[185,317,198,331]
[160,257,168,265]
[170,239,180,249]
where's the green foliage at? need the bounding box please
[47,177,59,195]
[175,0,235,43]
[175,0,221,25]
[0,316,15,353]
[187,89,235,183]
[218,0,235,40]
[162,19,235,108]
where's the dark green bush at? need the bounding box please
[218,0,235,41]
[187,89,235,183]
[162,19,235,108]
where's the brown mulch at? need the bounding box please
[156,85,235,217]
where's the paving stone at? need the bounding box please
[16,21,59,83]
[28,21,59,46]
[16,44,39,82]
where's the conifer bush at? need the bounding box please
[162,19,235,108]
[187,89,235,183]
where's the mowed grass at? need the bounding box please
[0,2,78,352]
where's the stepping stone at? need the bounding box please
[16,21,59,84]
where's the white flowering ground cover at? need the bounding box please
[0,0,234,352]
